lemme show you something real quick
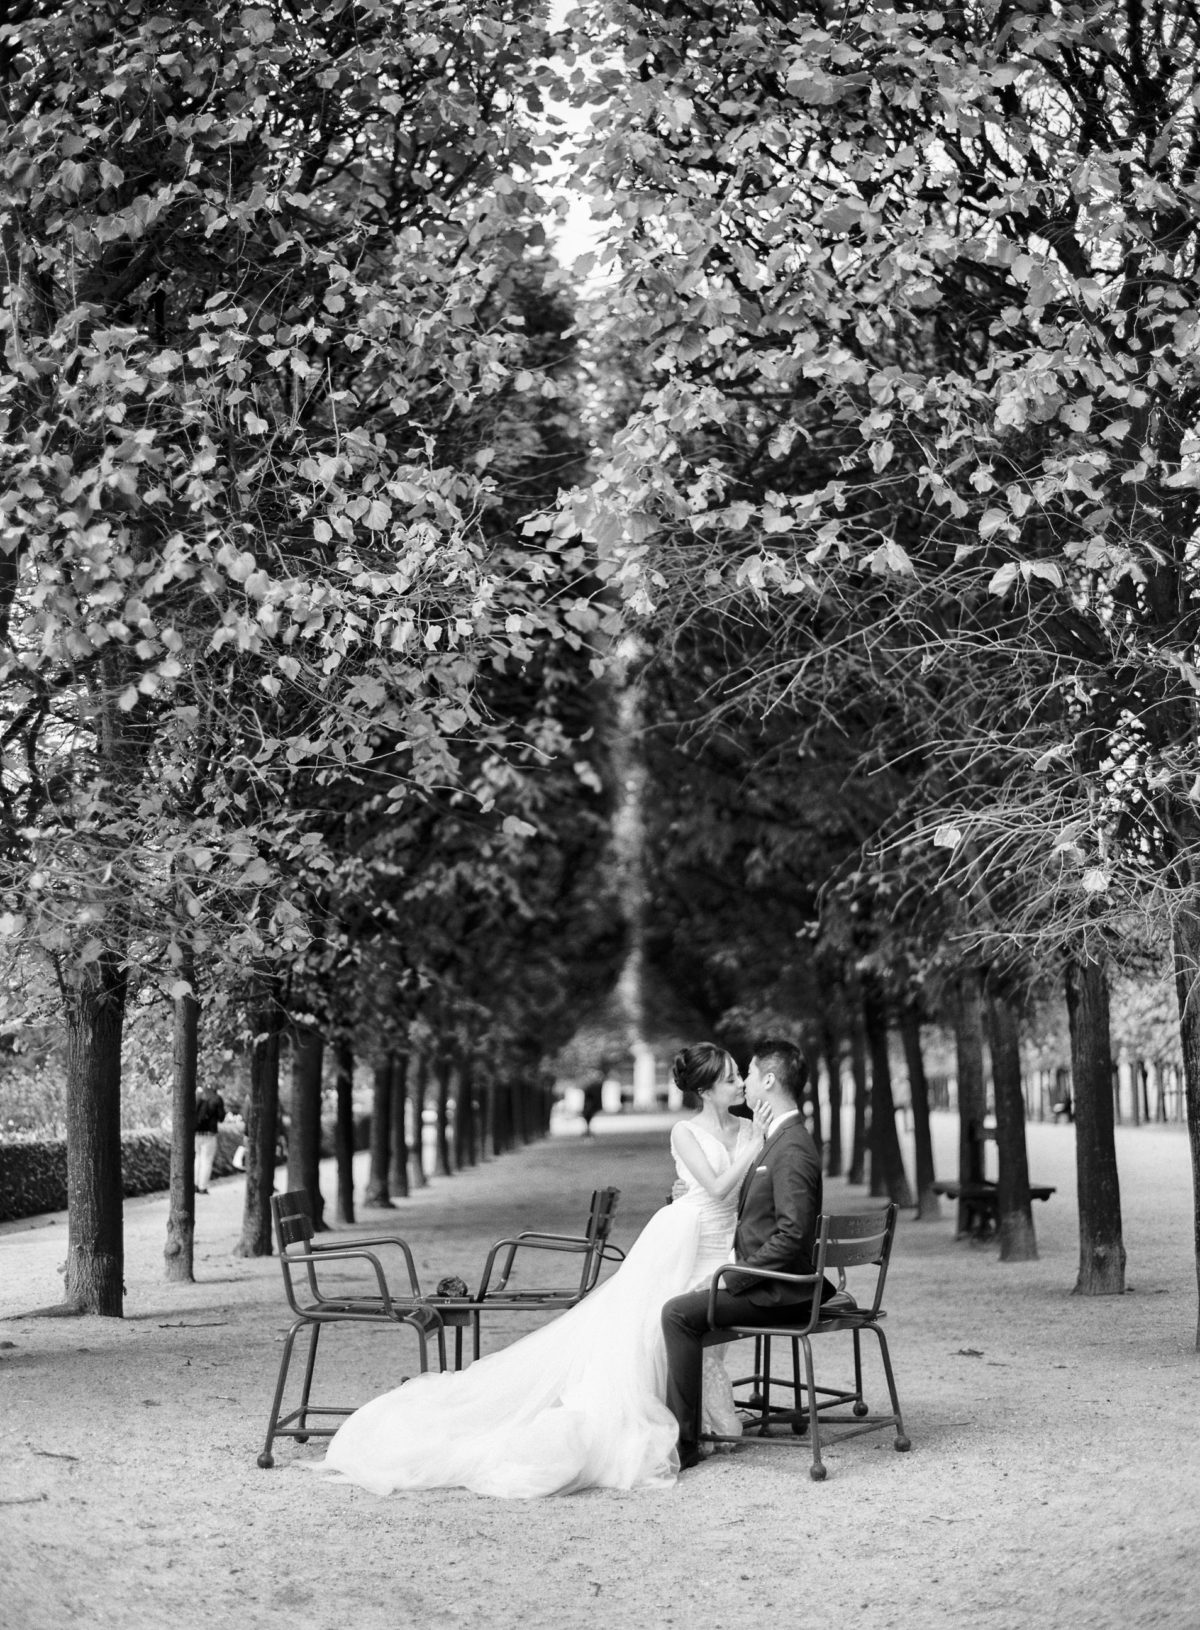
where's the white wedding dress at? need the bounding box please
[320,1119,751,1498]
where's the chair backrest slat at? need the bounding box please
[815,1204,898,1318]
[271,1192,322,1310]
[580,1187,620,1292]
[273,1192,314,1250]
[824,1237,887,1269]
[588,1186,620,1245]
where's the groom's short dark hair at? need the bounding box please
[753,1038,807,1104]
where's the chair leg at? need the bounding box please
[759,1336,773,1434]
[296,1320,322,1437]
[258,1319,303,1469]
[868,1323,911,1451]
[798,1334,826,1481]
[852,1327,869,1417]
[746,1335,765,1411]
[790,1337,807,1434]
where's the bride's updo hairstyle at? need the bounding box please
[672,1043,733,1108]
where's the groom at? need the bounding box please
[661,1037,830,1470]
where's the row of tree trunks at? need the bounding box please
[820,964,1131,1299]
[285,1038,551,1230]
[59,962,553,1307]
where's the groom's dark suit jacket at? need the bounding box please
[726,1115,824,1307]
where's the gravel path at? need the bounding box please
[1,1109,1197,1630]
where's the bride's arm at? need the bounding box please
[672,1121,765,1201]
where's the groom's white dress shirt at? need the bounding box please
[765,1108,801,1140]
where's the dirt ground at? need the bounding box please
[1,1107,1198,1630]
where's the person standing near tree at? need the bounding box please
[195,1083,226,1194]
[581,1073,604,1137]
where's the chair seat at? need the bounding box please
[293,1297,441,1326]
[701,1290,864,1345]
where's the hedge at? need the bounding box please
[0,1127,241,1224]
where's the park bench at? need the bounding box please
[931,1178,1056,1236]
[933,1116,1056,1236]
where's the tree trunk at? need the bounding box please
[901,1008,940,1220]
[63,949,128,1315]
[164,946,197,1283]
[452,1060,469,1170]
[364,1055,394,1207]
[1172,905,1200,1350]
[288,1025,325,1230]
[954,970,988,1239]
[334,1039,356,1225]
[408,1050,429,1188]
[1065,957,1126,1295]
[389,1052,411,1198]
[515,1075,530,1144]
[847,1007,870,1185]
[435,1058,454,1177]
[986,993,1038,1262]
[822,1017,843,1178]
[862,977,914,1206]
[464,1071,479,1166]
[481,1077,496,1161]
[494,1080,513,1156]
[803,1041,823,1150]
[236,993,282,1258]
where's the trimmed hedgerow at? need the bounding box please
[0,1127,241,1223]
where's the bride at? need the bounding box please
[320,1044,767,1498]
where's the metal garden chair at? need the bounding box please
[700,1202,910,1480]
[451,1186,624,1364]
[257,1191,445,1468]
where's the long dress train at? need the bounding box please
[319,1119,752,1498]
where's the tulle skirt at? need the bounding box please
[321,1195,733,1499]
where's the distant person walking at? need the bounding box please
[581,1075,604,1138]
[195,1084,226,1193]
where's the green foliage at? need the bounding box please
[0,1,616,1064]
[563,0,1200,1011]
